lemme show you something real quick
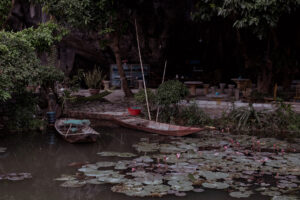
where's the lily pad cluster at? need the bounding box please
[0,173,32,181]
[55,132,300,198]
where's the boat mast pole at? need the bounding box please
[156,60,167,122]
[135,19,151,120]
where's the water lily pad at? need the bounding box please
[261,190,281,196]
[132,142,159,153]
[115,160,131,170]
[60,180,86,188]
[85,178,104,184]
[97,152,137,158]
[202,182,229,189]
[95,161,116,168]
[168,179,194,192]
[272,196,300,200]
[229,191,252,198]
[54,174,76,181]
[197,171,229,180]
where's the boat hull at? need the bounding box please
[54,118,99,143]
[114,116,204,136]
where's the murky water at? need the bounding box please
[0,126,294,200]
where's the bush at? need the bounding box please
[134,89,156,108]
[157,80,189,106]
[179,103,212,126]
[83,66,106,89]
[1,92,45,132]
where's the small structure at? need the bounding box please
[184,81,203,96]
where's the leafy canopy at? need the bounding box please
[36,0,132,34]
[192,0,300,38]
[0,22,66,101]
[0,0,11,27]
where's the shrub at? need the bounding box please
[83,66,106,89]
[134,89,156,108]
[227,104,266,131]
[157,80,189,106]
[179,103,212,126]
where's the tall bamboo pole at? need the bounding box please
[156,60,167,122]
[135,19,151,120]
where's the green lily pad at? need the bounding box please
[97,152,137,158]
[95,161,116,168]
[54,174,76,181]
[202,182,229,189]
[60,180,86,188]
[229,191,252,198]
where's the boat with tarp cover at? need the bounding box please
[55,119,99,143]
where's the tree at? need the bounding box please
[0,22,66,102]
[36,0,136,97]
[192,0,300,93]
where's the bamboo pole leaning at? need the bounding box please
[135,19,151,120]
[156,60,167,122]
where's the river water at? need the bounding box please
[0,126,294,200]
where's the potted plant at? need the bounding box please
[83,66,106,95]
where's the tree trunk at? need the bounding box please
[257,60,273,93]
[110,35,133,97]
[257,36,273,94]
[1,0,15,30]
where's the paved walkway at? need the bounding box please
[69,89,300,119]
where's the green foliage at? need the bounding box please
[83,66,106,89]
[0,0,11,28]
[37,65,64,88]
[36,0,132,32]
[0,22,65,102]
[192,0,300,38]
[228,104,265,131]
[2,92,45,132]
[134,89,156,109]
[266,100,300,132]
[223,101,300,133]
[0,31,40,101]
[17,21,68,52]
[179,103,212,126]
[157,80,189,106]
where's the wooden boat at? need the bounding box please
[54,118,99,143]
[114,116,205,136]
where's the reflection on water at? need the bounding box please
[0,127,273,200]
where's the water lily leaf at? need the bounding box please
[202,182,229,189]
[85,178,104,184]
[97,152,137,158]
[95,161,116,168]
[60,180,86,188]
[229,191,252,198]
[272,196,300,200]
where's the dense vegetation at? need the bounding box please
[0,18,66,131]
[192,0,300,93]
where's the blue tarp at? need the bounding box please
[63,119,91,126]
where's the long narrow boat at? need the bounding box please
[114,116,204,136]
[54,118,100,143]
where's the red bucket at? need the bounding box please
[128,107,141,116]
